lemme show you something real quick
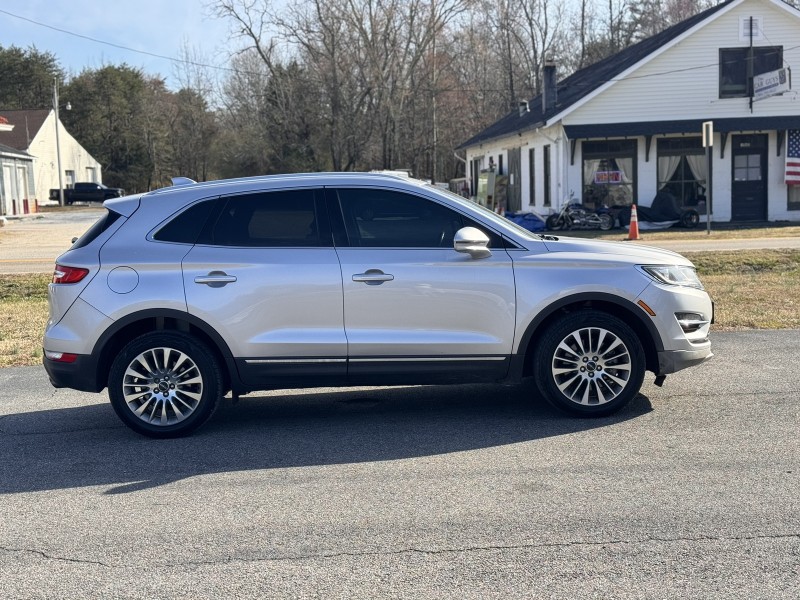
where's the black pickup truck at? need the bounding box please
[49,182,125,204]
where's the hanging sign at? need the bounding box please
[753,67,791,102]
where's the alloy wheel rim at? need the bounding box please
[122,347,203,426]
[551,327,632,406]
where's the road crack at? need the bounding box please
[5,533,797,569]
[0,546,111,567]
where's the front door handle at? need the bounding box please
[352,269,394,285]
[194,271,237,287]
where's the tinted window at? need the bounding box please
[153,199,217,244]
[336,189,463,248]
[71,210,122,249]
[203,190,323,247]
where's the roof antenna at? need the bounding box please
[171,177,196,186]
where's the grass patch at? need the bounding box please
[0,273,50,301]
[0,274,51,367]
[686,249,800,331]
[1,251,798,367]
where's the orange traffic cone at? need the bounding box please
[627,204,642,240]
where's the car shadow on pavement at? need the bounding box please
[0,381,652,495]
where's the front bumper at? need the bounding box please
[657,346,713,375]
[43,353,104,393]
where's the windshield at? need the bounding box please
[425,184,543,242]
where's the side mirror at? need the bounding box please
[454,227,492,259]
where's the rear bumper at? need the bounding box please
[43,353,104,393]
[657,345,713,375]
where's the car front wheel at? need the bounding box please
[108,332,223,438]
[533,311,646,416]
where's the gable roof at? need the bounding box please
[0,109,51,152]
[458,0,738,150]
[0,141,32,158]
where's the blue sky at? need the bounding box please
[0,0,237,88]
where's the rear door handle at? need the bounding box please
[352,269,394,285]
[194,271,237,287]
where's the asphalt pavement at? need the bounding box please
[1,330,798,598]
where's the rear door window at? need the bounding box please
[199,189,330,247]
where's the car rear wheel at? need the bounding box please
[533,311,645,416]
[108,332,223,438]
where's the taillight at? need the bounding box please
[52,264,90,284]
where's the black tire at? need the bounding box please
[598,213,614,231]
[108,331,223,438]
[533,311,646,417]
[680,209,700,228]
[546,215,564,231]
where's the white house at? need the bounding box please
[0,109,102,215]
[459,0,800,223]
[0,115,36,216]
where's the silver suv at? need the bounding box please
[43,173,713,437]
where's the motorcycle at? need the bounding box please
[545,202,615,231]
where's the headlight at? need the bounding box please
[639,265,704,289]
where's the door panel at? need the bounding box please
[183,246,346,360]
[182,189,346,386]
[731,134,768,221]
[330,187,516,382]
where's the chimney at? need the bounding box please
[542,59,557,113]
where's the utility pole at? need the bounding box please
[53,77,65,207]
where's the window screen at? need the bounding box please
[204,190,322,247]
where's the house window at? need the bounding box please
[65,170,76,188]
[498,154,504,175]
[470,158,481,197]
[582,139,637,208]
[657,137,707,209]
[789,187,800,211]
[719,46,782,98]
[528,148,536,206]
[543,145,551,207]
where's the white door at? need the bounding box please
[3,165,17,215]
[16,166,29,212]
[1,164,12,215]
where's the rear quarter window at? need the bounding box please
[71,210,123,249]
[153,199,218,244]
